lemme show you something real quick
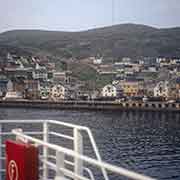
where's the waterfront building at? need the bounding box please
[114,84,124,98]
[5,79,24,99]
[50,84,66,100]
[142,80,156,97]
[12,78,26,97]
[154,81,169,98]
[6,80,13,92]
[40,86,50,100]
[24,79,40,99]
[102,84,117,97]
[4,91,23,99]
[0,78,8,97]
[90,90,100,100]
[117,80,142,97]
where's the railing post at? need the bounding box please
[54,151,65,180]
[73,128,83,180]
[0,123,2,180]
[43,121,49,180]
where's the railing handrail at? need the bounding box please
[0,119,91,131]
[12,129,155,180]
[47,119,91,130]
[0,119,45,123]
[0,120,155,180]
[47,119,109,179]
[0,119,109,180]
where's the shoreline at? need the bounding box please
[0,99,179,112]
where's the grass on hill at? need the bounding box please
[67,62,114,90]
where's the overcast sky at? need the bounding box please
[0,0,180,33]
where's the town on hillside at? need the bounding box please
[0,53,180,103]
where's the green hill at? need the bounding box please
[0,23,180,59]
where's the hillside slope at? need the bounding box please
[0,24,180,59]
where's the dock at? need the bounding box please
[0,100,179,112]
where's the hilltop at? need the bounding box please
[0,23,180,59]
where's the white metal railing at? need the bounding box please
[0,120,155,180]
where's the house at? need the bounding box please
[40,86,50,100]
[76,90,90,100]
[13,78,26,96]
[115,84,124,98]
[32,63,48,80]
[4,79,24,99]
[98,65,117,75]
[53,72,67,83]
[102,84,117,97]
[90,90,101,100]
[6,80,13,92]
[32,69,48,80]
[0,78,8,97]
[50,84,66,100]
[117,80,143,97]
[24,80,40,99]
[53,71,72,84]
[122,57,131,63]
[156,57,166,64]
[142,80,156,97]
[4,91,23,99]
[5,67,33,79]
[148,66,158,72]
[175,77,180,99]
[154,81,169,98]
[93,57,102,65]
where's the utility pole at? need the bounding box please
[112,0,115,25]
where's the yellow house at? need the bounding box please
[118,81,141,97]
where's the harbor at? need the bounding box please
[0,100,179,112]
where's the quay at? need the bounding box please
[0,100,179,112]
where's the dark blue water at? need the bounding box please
[1,108,180,179]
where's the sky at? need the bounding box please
[0,0,180,33]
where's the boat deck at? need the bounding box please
[0,120,155,180]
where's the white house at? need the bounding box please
[93,57,102,65]
[6,80,13,92]
[148,66,157,72]
[4,80,23,99]
[32,63,48,80]
[40,86,50,100]
[102,84,117,97]
[32,69,48,80]
[50,84,66,100]
[154,81,169,98]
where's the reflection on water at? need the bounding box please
[0,108,180,179]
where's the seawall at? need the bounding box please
[0,100,179,112]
